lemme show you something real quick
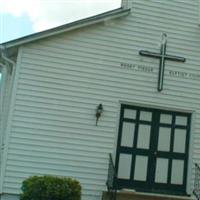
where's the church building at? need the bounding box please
[0,0,200,200]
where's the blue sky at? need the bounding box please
[0,13,34,43]
[0,0,121,44]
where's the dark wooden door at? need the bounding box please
[115,104,191,195]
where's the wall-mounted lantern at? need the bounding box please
[96,104,103,126]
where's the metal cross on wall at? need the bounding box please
[139,33,186,92]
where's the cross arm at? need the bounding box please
[139,50,161,59]
[165,54,186,62]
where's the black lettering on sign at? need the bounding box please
[168,70,200,80]
[120,63,154,73]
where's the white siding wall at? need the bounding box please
[2,0,200,199]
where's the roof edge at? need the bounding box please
[1,8,130,49]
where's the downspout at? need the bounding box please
[0,45,15,73]
[0,62,6,150]
[0,44,15,125]
[1,53,15,69]
[0,45,15,195]
[0,62,6,121]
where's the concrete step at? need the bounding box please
[102,190,194,200]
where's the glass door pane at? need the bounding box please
[157,127,171,152]
[124,109,136,119]
[118,154,132,179]
[137,124,151,149]
[155,158,169,183]
[134,156,148,181]
[175,116,187,126]
[140,111,152,121]
[121,122,135,147]
[171,160,184,185]
[173,129,186,153]
[160,114,172,124]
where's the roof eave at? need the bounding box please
[1,8,130,49]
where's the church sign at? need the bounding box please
[120,63,154,73]
[120,33,190,90]
[120,63,200,81]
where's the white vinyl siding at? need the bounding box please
[1,1,200,200]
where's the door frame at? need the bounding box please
[114,104,192,195]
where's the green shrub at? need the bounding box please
[20,175,81,200]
